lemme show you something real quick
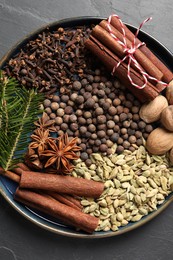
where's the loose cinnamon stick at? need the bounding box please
[15,188,98,233]
[92,23,163,82]
[0,166,83,211]
[12,164,83,210]
[85,36,160,102]
[110,16,173,83]
[19,170,104,198]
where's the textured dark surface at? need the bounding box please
[1,0,173,259]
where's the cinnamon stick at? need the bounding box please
[92,23,163,83]
[110,16,173,83]
[46,192,82,211]
[85,36,160,102]
[19,170,104,198]
[14,188,98,233]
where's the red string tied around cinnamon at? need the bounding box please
[107,14,168,89]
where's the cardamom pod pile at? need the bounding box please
[72,141,173,232]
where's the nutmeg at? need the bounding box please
[160,105,173,131]
[146,127,173,155]
[166,80,173,105]
[139,95,168,123]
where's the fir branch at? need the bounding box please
[0,72,44,170]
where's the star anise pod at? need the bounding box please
[41,133,81,173]
[34,112,56,132]
[29,128,50,155]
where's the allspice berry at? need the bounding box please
[72,81,82,90]
[119,113,128,122]
[129,135,137,144]
[64,106,73,114]
[108,106,117,116]
[99,144,108,153]
[84,98,95,109]
[88,124,96,132]
[69,114,77,123]
[44,99,51,107]
[55,117,63,125]
[79,126,87,135]
[51,102,59,111]
[70,123,78,132]
[116,145,124,154]
[97,115,106,124]
[81,78,88,86]
[107,120,115,129]
[61,123,68,131]
[95,107,103,116]
[81,152,89,160]
[75,95,84,105]
[56,108,64,117]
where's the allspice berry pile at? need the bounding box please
[43,69,153,166]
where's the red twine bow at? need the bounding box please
[107,14,167,89]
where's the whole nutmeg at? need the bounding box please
[146,127,173,155]
[139,95,168,123]
[166,80,173,105]
[160,105,173,131]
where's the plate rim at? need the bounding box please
[0,16,173,238]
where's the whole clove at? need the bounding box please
[5,26,94,93]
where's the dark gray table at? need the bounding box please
[1,1,173,259]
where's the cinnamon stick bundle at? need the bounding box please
[85,36,159,102]
[110,16,173,83]
[15,188,99,233]
[19,170,104,198]
[92,22,163,82]
[85,17,173,102]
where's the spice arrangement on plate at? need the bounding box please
[1,14,173,234]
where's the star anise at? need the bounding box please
[29,128,50,155]
[41,133,81,173]
[34,112,56,132]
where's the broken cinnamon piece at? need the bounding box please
[14,188,99,233]
[92,22,163,81]
[17,163,30,171]
[85,36,159,102]
[0,167,20,183]
[19,170,104,198]
[110,16,173,83]
[13,167,23,175]
[13,163,30,175]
